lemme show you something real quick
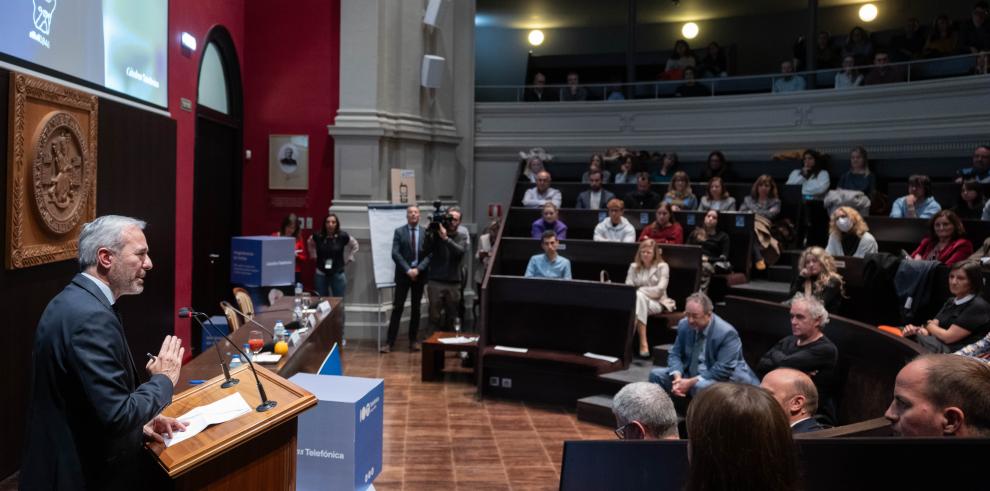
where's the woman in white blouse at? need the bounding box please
[625,239,677,358]
[786,149,831,199]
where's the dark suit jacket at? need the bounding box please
[575,189,616,209]
[20,274,173,490]
[391,224,432,284]
[792,417,827,434]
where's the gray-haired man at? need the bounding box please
[612,382,679,439]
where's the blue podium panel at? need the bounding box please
[230,236,295,287]
[289,374,384,490]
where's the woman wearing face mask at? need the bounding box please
[825,207,877,258]
[788,246,844,313]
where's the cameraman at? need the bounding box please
[423,207,469,335]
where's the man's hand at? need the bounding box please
[143,414,188,444]
[407,268,419,281]
[671,376,698,397]
[905,194,917,207]
[438,226,448,241]
[146,335,184,386]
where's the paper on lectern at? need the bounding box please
[163,392,252,447]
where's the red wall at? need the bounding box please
[167,0,341,354]
[241,0,341,290]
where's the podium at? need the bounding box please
[148,364,317,490]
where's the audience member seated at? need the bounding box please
[626,239,677,358]
[760,368,828,434]
[891,17,928,60]
[521,170,562,208]
[772,60,806,93]
[613,155,637,184]
[662,171,697,211]
[953,180,986,220]
[890,174,942,218]
[594,198,636,243]
[699,41,728,77]
[606,82,626,101]
[664,39,697,76]
[639,203,685,244]
[625,172,663,210]
[649,292,760,397]
[689,210,731,292]
[524,230,572,279]
[757,294,838,416]
[576,170,616,210]
[960,3,990,53]
[520,155,545,183]
[884,354,990,436]
[825,206,879,258]
[834,55,864,88]
[923,14,960,58]
[975,50,989,74]
[741,175,783,271]
[674,66,710,97]
[826,146,874,215]
[530,202,567,240]
[786,149,831,200]
[955,145,990,183]
[967,236,990,266]
[559,71,588,101]
[700,150,736,182]
[900,261,990,353]
[611,382,679,440]
[864,51,906,85]
[651,152,678,183]
[685,383,799,491]
[843,26,876,65]
[698,176,737,212]
[909,210,973,266]
[581,154,612,184]
[788,247,844,313]
[816,31,842,68]
[523,72,557,102]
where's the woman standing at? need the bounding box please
[308,214,359,298]
[625,239,677,358]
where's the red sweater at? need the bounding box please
[639,221,684,244]
[911,237,973,266]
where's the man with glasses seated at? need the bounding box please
[649,292,760,397]
[611,382,679,440]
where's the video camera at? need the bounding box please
[426,200,454,233]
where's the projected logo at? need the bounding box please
[32,0,57,35]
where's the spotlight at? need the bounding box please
[528,29,545,46]
[859,4,878,22]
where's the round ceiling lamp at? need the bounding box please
[859,4,878,22]
[528,29,545,46]
[681,22,699,40]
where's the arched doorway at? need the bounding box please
[192,27,243,338]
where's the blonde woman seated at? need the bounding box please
[787,246,845,313]
[625,239,676,358]
[825,206,878,258]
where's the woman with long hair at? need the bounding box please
[639,202,684,244]
[786,149,831,199]
[699,176,737,212]
[581,153,611,184]
[788,246,845,312]
[275,213,308,284]
[825,206,878,258]
[901,260,990,353]
[953,180,986,220]
[685,383,800,491]
[740,175,783,270]
[307,213,359,298]
[701,150,736,182]
[651,152,678,183]
[663,171,698,210]
[625,239,676,358]
[910,209,973,266]
[689,210,730,292]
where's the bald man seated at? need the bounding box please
[885,354,990,436]
[611,382,679,440]
[761,368,827,434]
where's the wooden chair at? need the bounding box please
[232,287,254,319]
[221,301,242,332]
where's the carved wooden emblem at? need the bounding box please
[6,72,98,269]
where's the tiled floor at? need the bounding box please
[343,338,615,491]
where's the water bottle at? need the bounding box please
[294,282,303,296]
[242,343,252,362]
[229,354,243,369]
[274,320,286,338]
[293,297,303,322]
[454,318,462,333]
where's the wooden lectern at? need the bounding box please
[147,364,317,490]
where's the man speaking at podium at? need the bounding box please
[20,216,186,490]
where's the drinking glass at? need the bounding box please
[248,330,264,354]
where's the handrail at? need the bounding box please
[476,52,988,102]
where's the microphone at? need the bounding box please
[220,301,275,336]
[178,308,238,389]
[179,308,278,412]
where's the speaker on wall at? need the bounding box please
[421,55,445,88]
[423,0,445,28]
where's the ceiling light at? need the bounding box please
[528,29,545,46]
[681,22,699,40]
[859,4,878,22]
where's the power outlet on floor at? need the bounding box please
[489,376,500,387]
[501,377,512,388]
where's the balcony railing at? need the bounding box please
[476,52,988,103]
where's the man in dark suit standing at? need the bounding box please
[20,215,186,490]
[383,205,431,353]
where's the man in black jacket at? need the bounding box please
[423,209,468,336]
[20,215,185,490]
[761,368,827,434]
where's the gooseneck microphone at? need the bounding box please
[179,307,278,412]
[178,308,238,389]
[220,301,274,336]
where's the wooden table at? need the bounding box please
[421,331,479,381]
[177,296,343,388]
